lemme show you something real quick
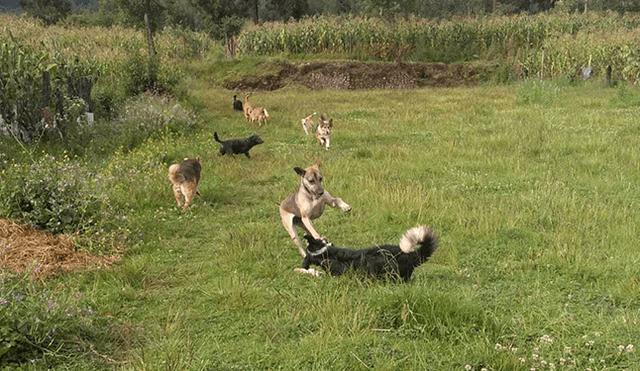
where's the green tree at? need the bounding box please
[19,0,72,25]
[265,0,309,20]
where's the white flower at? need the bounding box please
[495,343,502,350]
[465,365,472,371]
[627,344,635,353]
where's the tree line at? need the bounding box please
[16,0,640,40]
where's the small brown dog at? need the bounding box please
[168,157,202,212]
[249,106,269,126]
[301,112,316,134]
[315,114,333,150]
[279,159,351,257]
[243,94,254,122]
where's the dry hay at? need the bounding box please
[0,219,119,278]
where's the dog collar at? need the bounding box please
[308,246,328,256]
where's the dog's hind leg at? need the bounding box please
[280,209,307,257]
[296,216,322,241]
[172,183,183,207]
[180,181,198,212]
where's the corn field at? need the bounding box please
[237,12,640,83]
[0,15,216,66]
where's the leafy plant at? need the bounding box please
[0,270,115,368]
[0,156,107,235]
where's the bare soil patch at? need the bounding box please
[0,219,119,278]
[224,61,490,91]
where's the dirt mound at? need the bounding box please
[224,61,487,91]
[0,219,119,278]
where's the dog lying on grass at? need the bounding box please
[214,132,263,158]
[295,226,438,282]
[279,159,352,257]
[168,156,202,212]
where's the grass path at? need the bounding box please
[67,81,640,370]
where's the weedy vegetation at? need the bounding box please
[1,12,640,371]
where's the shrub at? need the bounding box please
[0,270,115,368]
[515,80,564,105]
[102,93,199,153]
[0,155,108,235]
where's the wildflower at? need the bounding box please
[586,340,595,347]
[559,358,566,365]
[540,335,554,344]
[495,343,502,350]
[619,345,626,352]
[0,297,7,306]
[519,357,526,365]
[564,347,572,354]
[589,358,594,363]
[627,344,635,353]
[465,365,472,370]
[541,360,548,367]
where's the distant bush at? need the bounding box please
[515,80,564,105]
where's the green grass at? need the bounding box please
[8,79,640,370]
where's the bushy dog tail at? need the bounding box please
[168,164,181,183]
[214,132,222,143]
[263,108,269,118]
[399,226,438,259]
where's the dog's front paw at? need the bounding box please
[294,268,324,277]
[341,204,352,212]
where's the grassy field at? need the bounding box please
[22,78,633,370]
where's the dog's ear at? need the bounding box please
[294,167,306,176]
[328,118,333,127]
[314,159,322,168]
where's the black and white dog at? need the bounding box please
[296,226,438,282]
[214,132,263,158]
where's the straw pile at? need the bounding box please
[0,219,119,278]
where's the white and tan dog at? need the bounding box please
[301,112,316,134]
[315,114,333,150]
[279,159,351,257]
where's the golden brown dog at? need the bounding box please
[279,159,351,257]
[249,106,269,126]
[168,156,202,212]
[243,94,254,122]
[315,114,333,150]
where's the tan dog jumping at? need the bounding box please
[279,159,351,257]
[168,156,202,212]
